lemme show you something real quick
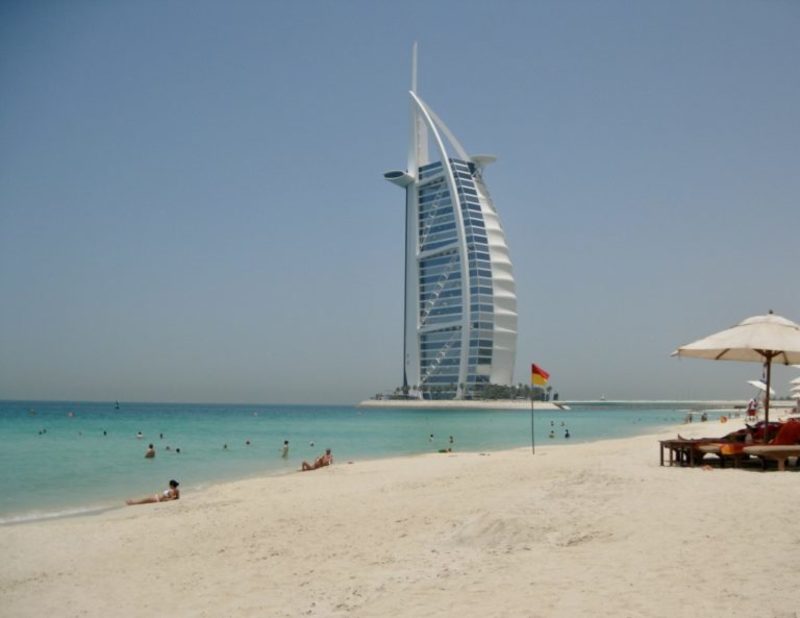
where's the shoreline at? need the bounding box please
[4,404,791,527]
[4,417,800,616]
[358,398,797,410]
[4,401,794,527]
[357,398,567,410]
[0,414,672,527]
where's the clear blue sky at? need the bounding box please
[1,0,798,404]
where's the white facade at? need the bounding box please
[384,46,517,399]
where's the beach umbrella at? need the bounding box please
[747,379,776,397]
[790,376,800,385]
[672,311,800,442]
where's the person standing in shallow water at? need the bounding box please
[145,444,156,458]
[281,440,289,458]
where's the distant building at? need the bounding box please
[383,45,518,400]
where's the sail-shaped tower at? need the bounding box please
[384,45,517,400]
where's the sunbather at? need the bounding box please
[301,448,333,471]
[126,480,180,505]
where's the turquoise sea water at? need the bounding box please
[0,400,687,524]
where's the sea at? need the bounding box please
[0,400,690,524]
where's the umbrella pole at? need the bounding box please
[764,358,772,444]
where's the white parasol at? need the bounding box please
[673,311,800,441]
[747,380,776,397]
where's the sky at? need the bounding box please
[1,0,799,404]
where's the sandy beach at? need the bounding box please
[2,419,799,618]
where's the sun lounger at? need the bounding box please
[697,443,751,468]
[659,439,709,467]
[660,421,800,469]
[741,445,800,471]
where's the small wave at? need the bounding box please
[0,504,118,526]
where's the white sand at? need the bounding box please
[2,420,800,618]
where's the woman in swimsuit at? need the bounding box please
[125,480,180,505]
[300,448,333,471]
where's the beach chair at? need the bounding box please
[742,420,800,471]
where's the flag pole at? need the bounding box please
[530,363,550,456]
[530,390,535,455]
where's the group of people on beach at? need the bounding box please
[126,442,336,506]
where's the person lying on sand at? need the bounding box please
[126,480,180,505]
[301,448,333,471]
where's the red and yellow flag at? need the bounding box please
[531,363,550,386]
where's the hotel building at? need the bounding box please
[384,47,518,399]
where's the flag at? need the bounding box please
[531,363,549,386]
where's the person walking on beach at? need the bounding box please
[145,444,156,458]
[301,448,333,471]
[126,480,180,505]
